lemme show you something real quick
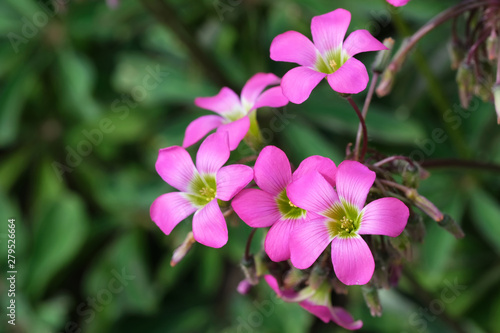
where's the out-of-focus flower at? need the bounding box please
[386,0,410,6]
[183,73,288,150]
[232,146,337,262]
[150,132,253,248]
[270,8,386,103]
[287,161,409,285]
[264,275,363,330]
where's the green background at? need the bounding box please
[1,0,499,332]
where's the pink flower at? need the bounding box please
[264,275,363,330]
[232,146,337,262]
[387,0,410,6]
[270,8,387,104]
[150,132,253,248]
[183,73,289,151]
[287,161,409,285]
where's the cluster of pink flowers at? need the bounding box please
[151,7,411,330]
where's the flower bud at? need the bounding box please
[237,280,252,295]
[448,39,465,70]
[405,189,444,222]
[362,286,383,317]
[406,212,426,242]
[389,231,412,260]
[437,214,465,239]
[283,267,307,290]
[308,263,327,290]
[170,232,196,267]
[372,38,395,74]
[456,62,475,109]
[487,30,498,61]
[241,255,259,285]
[493,84,500,124]
[376,38,410,97]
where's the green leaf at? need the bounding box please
[27,192,88,298]
[470,188,500,254]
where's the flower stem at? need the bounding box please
[244,112,265,152]
[244,228,257,261]
[373,155,416,168]
[354,72,379,161]
[346,96,368,162]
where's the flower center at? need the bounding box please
[340,216,355,233]
[199,187,216,202]
[315,48,348,74]
[276,190,306,219]
[187,173,217,207]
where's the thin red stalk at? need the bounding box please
[354,72,379,161]
[347,96,367,162]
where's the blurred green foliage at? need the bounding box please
[1,0,499,332]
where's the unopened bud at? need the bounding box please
[456,62,475,109]
[389,231,412,260]
[405,189,444,222]
[283,267,307,289]
[437,214,465,239]
[388,263,403,287]
[170,232,196,266]
[406,212,426,242]
[376,38,411,97]
[330,276,348,295]
[237,280,252,295]
[308,263,327,290]
[487,30,498,61]
[362,286,383,317]
[402,164,420,189]
[372,38,395,74]
[448,39,465,70]
[493,84,500,124]
[241,255,259,285]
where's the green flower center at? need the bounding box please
[315,48,349,74]
[325,201,361,238]
[187,174,217,207]
[276,190,306,219]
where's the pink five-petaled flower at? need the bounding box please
[387,0,410,6]
[150,132,253,248]
[287,160,409,285]
[183,73,289,151]
[232,146,337,262]
[264,275,363,330]
[270,8,387,104]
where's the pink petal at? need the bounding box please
[232,189,280,228]
[237,280,252,295]
[216,116,250,151]
[265,218,303,262]
[264,275,298,299]
[335,160,376,211]
[156,146,196,192]
[281,66,326,104]
[293,155,337,186]
[253,86,289,110]
[241,73,280,106]
[331,236,374,285]
[311,9,351,56]
[195,87,242,116]
[290,216,333,269]
[270,31,318,66]
[254,146,292,196]
[182,115,224,148]
[196,132,230,175]
[299,301,332,323]
[216,164,253,201]
[192,199,228,248]
[326,57,369,94]
[287,172,340,215]
[150,192,197,235]
[358,197,409,237]
[330,307,363,330]
[343,30,388,57]
[387,0,410,6]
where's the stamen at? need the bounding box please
[288,200,297,208]
[329,59,338,70]
[340,216,354,232]
[199,187,216,201]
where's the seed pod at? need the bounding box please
[437,214,465,239]
[362,286,383,317]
